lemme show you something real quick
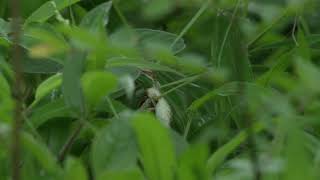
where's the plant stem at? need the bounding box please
[170,0,210,49]
[247,8,289,48]
[57,119,85,163]
[9,0,23,179]
[106,97,119,119]
[217,0,240,67]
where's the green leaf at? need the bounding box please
[142,0,174,20]
[211,13,252,81]
[81,71,118,107]
[206,123,264,173]
[284,126,314,180]
[0,73,10,96]
[257,49,294,86]
[21,57,63,73]
[64,157,88,180]
[295,58,320,93]
[58,25,108,54]
[188,82,264,111]
[62,50,86,116]
[31,73,62,107]
[105,57,183,76]
[178,144,209,180]
[91,119,138,176]
[0,72,12,123]
[135,28,185,54]
[251,34,320,52]
[80,1,112,32]
[132,113,176,180]
[97,169,144,180]
[0,55,13,80]
[24,0,80,25]
[296,27,311,61]
[22,132,61,174]
[0,18,10,37]
[28,98,74,128]
[0,1,7,18]
[170,129,189,156]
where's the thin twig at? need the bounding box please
[9,0,24,179]
[57,120,85,163]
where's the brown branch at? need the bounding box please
[9,0,24,180]
[57,120,85,164]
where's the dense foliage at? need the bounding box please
[1,0,320,179]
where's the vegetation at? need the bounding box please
[1,0,320,179]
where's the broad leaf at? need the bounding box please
[135,28,185,54]
[28,98,74,128]
[0,72,12,123]
[97,169,144,180]
[132,113,176,180]
[81,71,118,107]
[211,14,252,81]
[188,82,265,111]
[91,118,138,176]
[105,57,183,76]
[64,157,88,180]
[178,144,209,180]
[80,1,112,32]
[206,123,264,173]
[25,0,80,25]
[31,73,62,107]
[62,50,86,116]
[22,132,61,174]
